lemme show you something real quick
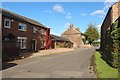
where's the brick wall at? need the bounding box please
[61,24,84,48]
[112,2,120,23]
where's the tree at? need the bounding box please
[84,23,99,44]
[75,28,80,32]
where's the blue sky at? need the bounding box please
[1,2,114,36]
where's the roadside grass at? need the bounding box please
[95,51,118,78]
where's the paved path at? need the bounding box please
[2,47,96,78]
[30,48,74,58]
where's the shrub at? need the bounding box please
[2,46,20,62]
[63,42,73,48]
[101,20,120,68]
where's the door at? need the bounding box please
[33,39,37,50]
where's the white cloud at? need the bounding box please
[51,31,60,36]
[99,15,104,18]
[103,0,119,10]
[104,0,119,3]
[91,10,105,16]
[65,12,72,19]
[90,0,118,17]
[64,22,70,28]
[53,4,65,14]
[67,12,71,15]
[80,13,86,16]
[52,4,72,19]
[97,24,101,31]
[67,16,72,19]
[103,0,116,10]
[45,10,52,13]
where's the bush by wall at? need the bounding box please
[63,42,73,48]
[2,46,20,62]
[101,19,120,68]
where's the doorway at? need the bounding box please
[33,39,37,50]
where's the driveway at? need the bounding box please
[2,47,96,78]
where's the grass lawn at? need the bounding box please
[95,52,118,78]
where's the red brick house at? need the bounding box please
[1,9,51,59]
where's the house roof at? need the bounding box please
[1,8,47,28]
[61,24,81,35]
[50,34,71,42]
[81,33,86,36]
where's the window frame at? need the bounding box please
[4,19,11,28]
[40,41,45,48]
[17,37,27,49]
[41,28,46,35]
[33,27,37,33]
[18,23,27,31]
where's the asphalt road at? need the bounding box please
[2,47,96,78]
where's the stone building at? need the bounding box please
[61,24,84,48]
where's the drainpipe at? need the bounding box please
[46,28,50,49]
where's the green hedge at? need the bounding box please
[101,20,120,68]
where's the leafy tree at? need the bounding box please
[84,23,99,44]
[75,28,80,32]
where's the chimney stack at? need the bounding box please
[70,24,73,29]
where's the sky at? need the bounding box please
[1,1,117,36]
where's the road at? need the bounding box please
[2,47,96,78]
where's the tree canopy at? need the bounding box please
[75,28,80,32]
[84,23,99,44]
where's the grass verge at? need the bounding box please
[95,51,118,78]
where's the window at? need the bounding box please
[18,23,27,31]
[4,37,10,41]
[41,28,46,35]
[18,37,27,49]
[40,41,45,48]
[4,19,11,28]
[33,27,37,33]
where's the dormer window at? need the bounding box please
[18,23,27,31]
[4,19,11,28]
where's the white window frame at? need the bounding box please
[41,28,46,35]
[18,23,27,31]
[17,37,27,49]
[33,27,37,33]
[40,41,45,48]
[4,19,11,28]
